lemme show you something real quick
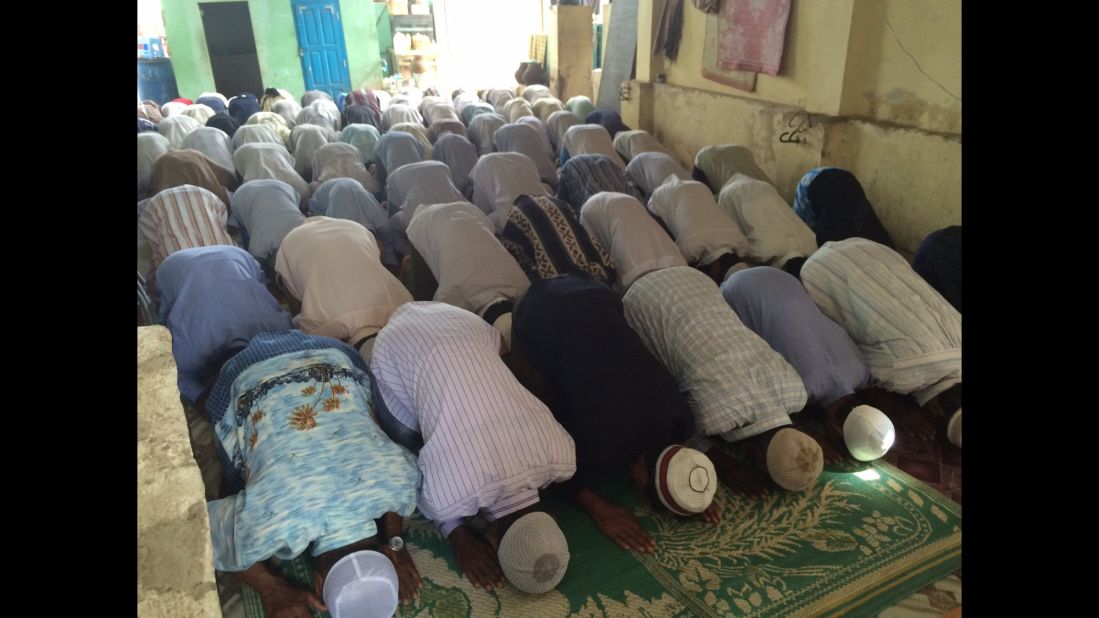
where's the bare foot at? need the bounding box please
[575,488,655,553]
[705,446,769,500]
[448,525,505,591]
[384,545,423,606]
[859,388,937,441]
[696,501,721,524]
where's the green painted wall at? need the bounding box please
[162,0,383,99]
[374,2,393,75]
[341,0,384,91]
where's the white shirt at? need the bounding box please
[579,192,687,293]
[562,125,624,170]
[469,152,550,233]
[648,177,749,265]
[385,161,465,232]
[613,130,675,162]
[717,174,817,267]
[370,302,576,528]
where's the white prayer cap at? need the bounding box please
[947,408,962,447]
[160,101,186,117]
[493,312,513,352]
[654,445,717,516]
[322,550,399,618]
[842,405,896,462]
[765,427,824,491]
[497,512,570,594]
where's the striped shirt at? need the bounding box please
[648,177,750,266]
[370,302,576,534]
[800,238,961,406]
[138,184,235,271]
[406,202,530,317]
[623,267,807,440]
[579,192,686,294]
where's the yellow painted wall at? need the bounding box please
[841,0,962,134]
[634,0,960,254]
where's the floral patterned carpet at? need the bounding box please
[243,457,960,617]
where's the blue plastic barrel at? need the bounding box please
[138,58,180,106]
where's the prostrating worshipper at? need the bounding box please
[385,161,465,232]
[138,118,157,133]
[800,238,963,447]
[647,176,751,283]
[493,123,557,188]
[149,149,235,208]
[233,142,311,209]
[622,266,822,498]
[374,131,425,186]
[453,90,481,116]
[512,274,718,551]
[138,133,172,200]
[227,93,260,125]
[155,245,292,405]
[370,302,575,593]
[310,142,380,196]
[406,202,530,348]
[427,119,467,144]
[546,110,579,157]
[468,112,507,155]
[373,88,392,111]
[382,103,423,131]
[138,100,163,124]
[196,92,228,113]
[532,98,564,122]
[181,103,216,125]
[339,123,382,165]
[181,127,235,177]
[258,88,286,112]
[469,152,551,232]
[717,174,818,277]
[500,194,616,287]
[626,151,691,198]
[721,266,921,463]
[584,110,631,138]
[461,102,495,127]
[230,180,307,266]
[343,103,380,130]
[246,111,293,147]
[516,116,554,159]
[693,143,773,193]
[579,192,686,293]
[557,155,642,215]
[424,102,461,125]
[388,122,433,159]
[296,99,342,133]
[139,185,236,273]
[271,98,302,127]
[431,133,479,198]
[301,89,333,106]
[504,98,535,123]
[158,114,202,148]
[231,124,284,150]
[160,100,187,118]
[289,123,335,181]
[560,124,624,169]
[564,95,595,122]
[485,88,515,114]
[275,217,412,361]
[521,84,552,103]
[309,178,399,270]
[912,225,961,313]
[206,112,241,138]
[613,130,675,162]
[793,167,895,248]
[204,330,424,612]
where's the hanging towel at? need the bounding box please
[717,0,792,76]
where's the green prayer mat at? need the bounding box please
[243,459,960,617]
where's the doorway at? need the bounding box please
[200,2,264,96]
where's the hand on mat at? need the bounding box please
[590,498,656,553]
[697,501,721,524]
[384,543,423,605]
[448,525,506,592]
[261,583,326,618]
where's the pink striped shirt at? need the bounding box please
[138,185,235,271]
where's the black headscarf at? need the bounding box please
[793,167,895,248]
[228,93,260,125]
[912,226,961,312]
[585,110,631,137]
[205,112,241,139]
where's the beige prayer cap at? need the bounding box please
[493,312,513,352]
[765,428,824,491]
[947,408,962,447]
[497,512,570,594]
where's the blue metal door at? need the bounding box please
[292,0,351,100]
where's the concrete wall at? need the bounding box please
[630,0,961,254]
[546,5,594,101]
[163,0,384,99]
[137,326,220,617]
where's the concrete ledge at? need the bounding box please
[138,326,221,617]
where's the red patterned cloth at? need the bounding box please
[717,0,792,76]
